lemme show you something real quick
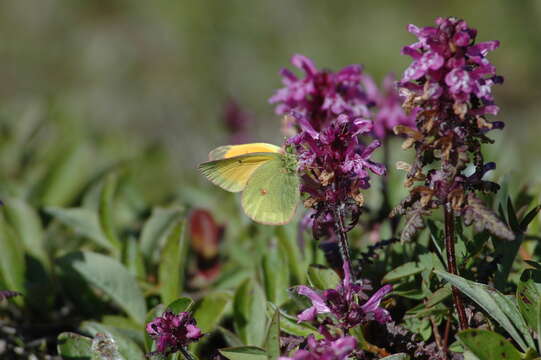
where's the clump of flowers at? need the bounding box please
[146,311,203,357]
[279,335,358,360]
[280,264,392,359]
[393,17,513,241]
[296,263,392,330]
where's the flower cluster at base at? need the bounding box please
[279,335,358,360]
[393,17,514,241]
[146,311,203,357]
[281,264,392,359]
[297,263,392,329]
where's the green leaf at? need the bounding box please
[159,219,188,305]
[233,279,267,346]
[425,286,452,308]
[307,264,341,290]
[0,216,25,304]
[275,226,305,283]
[264,310,280,360]
[193,291,231,333]
[381,354,410,360]
[57,332,92,359]
[219,346,267,360]
[46,207,113,251]
[3,198,47,266]
[382,261,424,283]
[140,207,184,262]
[435,270,532,351]
[81,321,145,360]
[458,329,521,360]
[33,143,91,207]
[58,251,147,324]
[262,242,290,305]
[99,172,122,253]
[124,237,145,280]
[218,326,244,347]
[517,269,541,331]
[266,304,320,338]
[166,297,194,314]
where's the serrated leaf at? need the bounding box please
[383,262,424,283]
[463,194,514,241]
[193,291,231,333]
[264,309,280,359]
[58,251,146,324]
[159,219,188,305]
[435,270,532,351]
[307,264,341,290]
[140,207,184,262]
[46,207,113,251]
[81,321,144,360]
[233,279,267,346]
[219,346,267,360]
[400,207,425,243]
[57,332,92,359]
[458,329,521,360]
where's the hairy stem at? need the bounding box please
[334,203,355,281]
[444,204,468,330]
[180,347,196,360]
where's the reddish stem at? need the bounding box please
[444,204,468,330]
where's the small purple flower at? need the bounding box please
[279,335,357,360]
[270,54,371,133]
[296,263,392,329]
[362,74,417,140]
[146,311,203,355]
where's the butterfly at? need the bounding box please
[199,143,300,225]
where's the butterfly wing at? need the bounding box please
[241,157,300,225]
[199,153,280,193]
[208,143,282,161]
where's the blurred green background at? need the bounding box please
[1,0,540,183]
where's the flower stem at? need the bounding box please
[443,204,468,330]
[180,347,196,360]
[334,203,355,281]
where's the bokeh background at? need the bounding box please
[2,0,541,191]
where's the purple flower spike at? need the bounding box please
[279,335,357,360]
[146,311,203,356]
[400,17,502,118]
